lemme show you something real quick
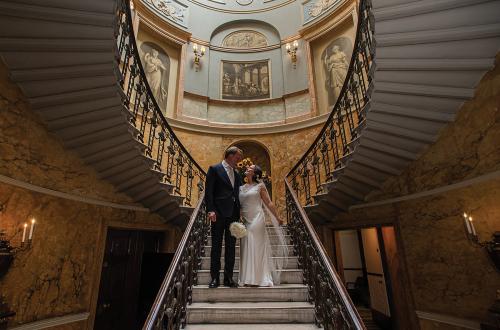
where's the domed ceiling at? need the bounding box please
[134,0,357,130]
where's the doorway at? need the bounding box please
[94,228,173,330]
[333,226,407,329]
[230,140,272,197]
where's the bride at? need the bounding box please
[238,164,288,287]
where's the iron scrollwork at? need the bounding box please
[116,0,205,208]
[285,180,366,329]
[287,0,374,207]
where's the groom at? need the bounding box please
[205,146,243,288]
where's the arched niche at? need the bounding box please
[210,20,281,47]
[230,140,273,198]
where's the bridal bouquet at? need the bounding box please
[229,221,247,238]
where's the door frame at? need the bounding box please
[87,220,171,330]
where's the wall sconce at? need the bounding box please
[192,43,205,72]
[286,40,299,68]
[463,212,500,272]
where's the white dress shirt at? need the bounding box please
[222,159,235,187]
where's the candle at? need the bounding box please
[293,40,298,49]
[463,214,472,235]
[468,216,477,237]
[22,223,28,243]
[200,46,206,55]
[28,218,36,240]
[286,43,291,51]
[193,43,198,52]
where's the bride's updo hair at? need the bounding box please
[253,165,263,183]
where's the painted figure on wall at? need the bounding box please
[222,30,268,49]
[140,42,170,111]
[321,37,352,107]
[221,61,270,100]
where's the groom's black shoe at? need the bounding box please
[223,278,238,288]
[209,278,219,288]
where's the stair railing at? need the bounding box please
[142,194,208,330]
[285,179,366,329]
[116,0,205,207]
[287,0,375,207]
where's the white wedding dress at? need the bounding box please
[238,182,288,287]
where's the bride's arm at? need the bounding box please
[259,184,283,225]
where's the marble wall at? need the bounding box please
[181,91,311,124]
[0,61,178,328]
[332,54,500,327]
[171,123,323,219]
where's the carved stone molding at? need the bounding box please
[142,0,189,28]
[222,30,268,49]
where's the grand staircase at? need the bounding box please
[184,227,319,329]
[0,0,205,226]
[289,0,500,222]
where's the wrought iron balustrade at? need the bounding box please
[285,179,366,329]
[116,0,205,207]
[287,0,375,206]
[142,196,208,330]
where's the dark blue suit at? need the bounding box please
[205,162,242,281]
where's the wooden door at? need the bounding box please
[94,229,164,330]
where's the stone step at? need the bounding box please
[204,245,295,257]
[192,284,309,303]
[187,301,315,324]
[200,256,298,270]
[207,234,292,245]
[184,324,321,330]
[197,269,303,285]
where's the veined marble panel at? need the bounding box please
[207,100,285,123]
[183,96,208,119]
[285,92,311,118]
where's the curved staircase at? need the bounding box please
[0,0,205,225]
[290,0,500,223]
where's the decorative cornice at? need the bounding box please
[350,169,500,210]
[209,43,281,53]
[8,313,90,330]
[136,1,192,43]
[184,88,309,105]
[300,0,356,41]
[0,175,150,212]
[169,112,327,135]
[415,311,480,330]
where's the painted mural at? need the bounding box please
[221,61,271,100]
[140,41,170,111]
[320,36,352,108]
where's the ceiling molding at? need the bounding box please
[168,112,327,135]
[136,1,192,44]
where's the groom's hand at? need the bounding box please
[208,211,217,223]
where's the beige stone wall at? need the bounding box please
[0,61,178,328]
[172,123,323,219]
[333,54,500,325]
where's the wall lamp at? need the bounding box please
[463,212,500,272]
[286,40,299,68]
[192,43,205,72]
